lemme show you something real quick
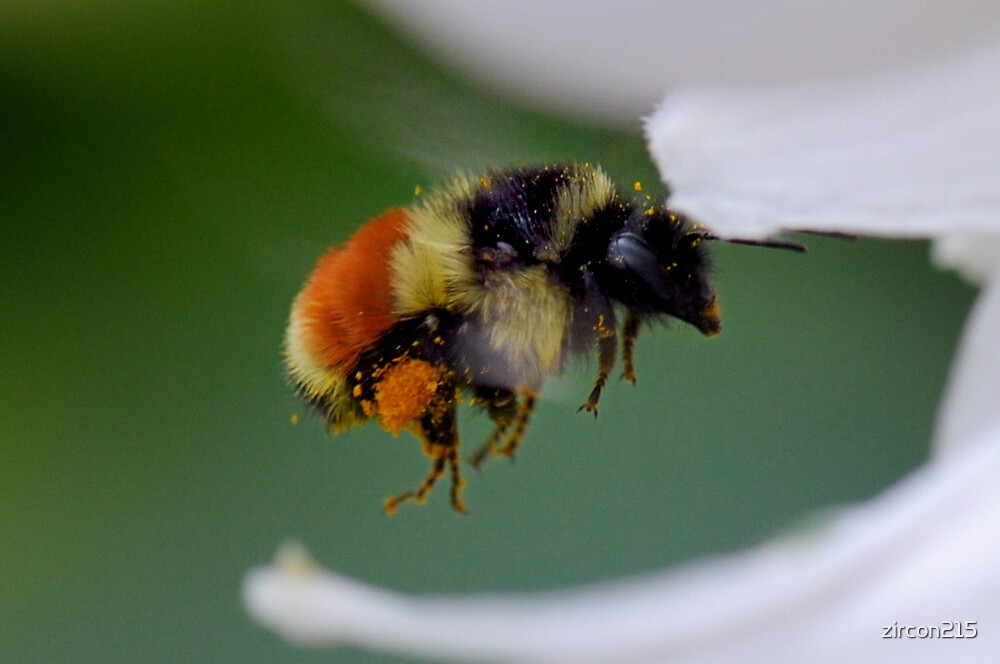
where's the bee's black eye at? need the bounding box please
[607,233,678,298]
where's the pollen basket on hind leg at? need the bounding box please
[366,358,443,436]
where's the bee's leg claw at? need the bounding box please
[577,399,599,418]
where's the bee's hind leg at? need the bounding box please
[384,450,448,515]
[384,380,467,514]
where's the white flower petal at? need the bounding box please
[645,41,1000,261]
[933,233,1000,286]
[647,40,1000,455]
[364,0,1000,122]
[245,422,1000,662]
[935,276,1000,454]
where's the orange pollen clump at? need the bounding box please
[372,358,441,436]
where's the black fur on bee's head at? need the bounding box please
[602,209,721,336]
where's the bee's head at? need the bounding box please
[605,212,721,336]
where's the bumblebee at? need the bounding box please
[285,163,801,513]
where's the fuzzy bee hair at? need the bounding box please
[285,163,724,512]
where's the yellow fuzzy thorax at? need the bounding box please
[389,165,616,381]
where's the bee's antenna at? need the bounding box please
[699,232,807,252]
[793,230,858,240]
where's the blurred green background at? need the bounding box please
[1,2,976,663]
